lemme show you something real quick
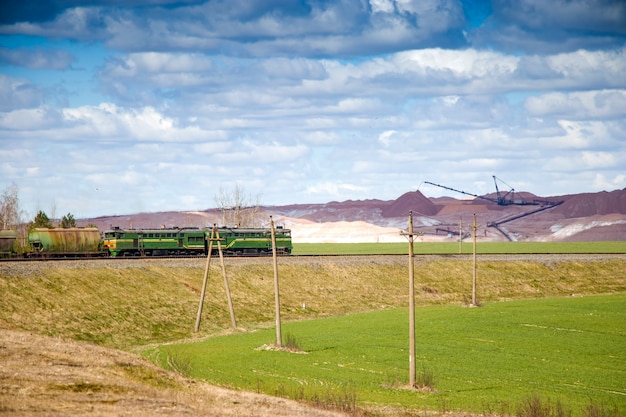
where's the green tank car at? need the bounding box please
[28,227,103,257]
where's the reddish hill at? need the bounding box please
[552,189,626,218]
[381,191,439,217]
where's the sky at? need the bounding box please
[1,0,625,220]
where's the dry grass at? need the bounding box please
[1,256,624,350]
[0,328,349,416]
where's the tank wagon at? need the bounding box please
[0,229,17,257]
[102,226,292,257]
[28,227,104,257]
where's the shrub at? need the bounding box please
[283,332,301,351]
[582,402,620,417]
[415,364,435,391]
[516,394,571,417]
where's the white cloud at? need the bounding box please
[305,182,368,199]
[0,75,43,111]
[525,89,626,119]
[370,0,395,14]
[582,151,617,169]
[378,130,396,147]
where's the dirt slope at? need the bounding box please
[0,329,346,417]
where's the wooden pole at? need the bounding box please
[195,226,215,332]
[216,228,237,328]
[409,211,416,387]
[472,213,477,306]
[270,216,282,347]
[459,217,462,254]
[400,211,416,387]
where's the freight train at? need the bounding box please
[23,226,292,258]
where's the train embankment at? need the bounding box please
[2,254,625,349]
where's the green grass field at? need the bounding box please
[148,294,626,416]
[2,255,624,416]
[293,241,626,255]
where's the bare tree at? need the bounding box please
[214,185,261,227]
[0,183,21,230]
[49,199,57,226]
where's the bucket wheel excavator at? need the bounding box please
[425,176,563,241]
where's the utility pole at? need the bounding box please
[216,227,237,328]
[194,225,237,332]
[270,216,282,348]
[400,211,422,387]
[471,213,478,306]
[195,226,215,332]
[459,217,463,254]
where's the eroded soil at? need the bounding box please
[0,329,347,417]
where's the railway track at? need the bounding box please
[2,253,624,278]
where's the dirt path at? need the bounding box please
[0,329,347,417]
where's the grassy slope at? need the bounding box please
[1,258,625,350]
[149,294,626,415]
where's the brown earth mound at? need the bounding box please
[552,188,626,218]
[381,190,439,217]
[0,328,347,417]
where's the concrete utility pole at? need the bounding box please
[459,217,463,254]
[270,216,282,348]
[400,210,422,387]
[471,213,478,306]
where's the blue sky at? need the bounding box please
[1,0,625,219]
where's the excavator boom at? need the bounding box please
[424,181,499,204]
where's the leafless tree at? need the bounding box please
[214,185,261,227]
[0,183,22,230]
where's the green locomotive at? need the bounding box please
[102,226,292,257]
[212,226,292,256]
[103,227,206,257]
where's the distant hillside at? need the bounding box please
[83,188,626,243]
